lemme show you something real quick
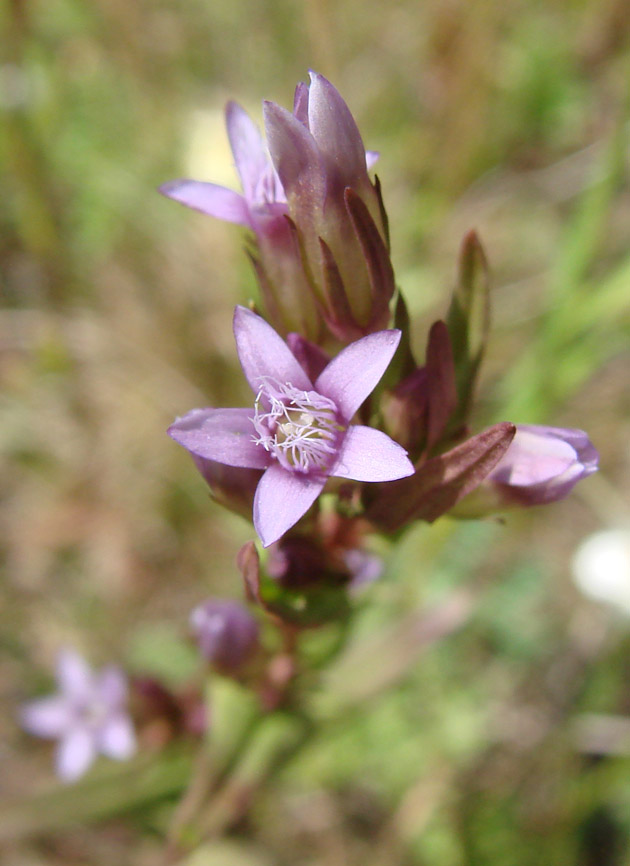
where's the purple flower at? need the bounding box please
[160,101,286,229]
[487,424,598,505]
[160,101,320,339]
[190,599,260,672]
[160,75,386,344]
[20,649,136,782]
[169,306,414,547]
[264,72,393,338]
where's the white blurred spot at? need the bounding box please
[572,528,630,615]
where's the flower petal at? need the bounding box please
[98,714,136,761]
[331,425,414,481]
[315,329,401,421]
[292,81,309,125]
[56,648,93,700]
[492,424,598,486]
[225,101,270,203]
[97,666,128,708]
[307,72,370,191]
[286,333,330,381]
[55,728,96,782]
[20,696,73,739]
[493,429,577,486]
[365,150,379,171]
[233,306,312,395]
[253,463,326,547]
[488,424,599,505]
[263,100,325,209]
[168,408,270,469]
[159,180,251,227]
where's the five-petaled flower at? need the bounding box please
[20,648,136,782]
[168,306,414,547]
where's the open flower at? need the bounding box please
[169,306,414,547]
[20,649,136,782]
[160,101,286,229]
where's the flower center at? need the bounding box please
[252,381,345,474]
[76,697,109,729]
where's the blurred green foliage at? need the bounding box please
[1,0,630,864]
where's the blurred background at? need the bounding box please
[1,0,630,863]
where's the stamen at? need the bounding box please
[252,380,345,474]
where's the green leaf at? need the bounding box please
[446,231,490,425]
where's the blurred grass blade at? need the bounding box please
[0,747,192,842]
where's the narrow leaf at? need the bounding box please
[446,230,490,424]
[367,422,516,531]
[425,320,458,451]
[344,187,396,327]
[318,237,363,340]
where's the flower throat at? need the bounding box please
[252,381,345,474]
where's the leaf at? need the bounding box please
[425,320,458,451]
[317,236,362,340]
[367,422,516,531]
[446,230,490,425]
[344,187,396,328]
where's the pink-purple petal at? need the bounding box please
[488,424,598,505]
[55,728,96,782]
[98,715,137,761]
[253,463,326,547]
[331,425,414,482]
[56,648,93,700]
[225,101,270,203]
[263,100,325,207]
[293,81,309,125]
[20,696,74,739]
[307,72,370,188]
[233,306,313,394]
[97,666,128,708]
[315,329,401,421]
[365,150,379,171]
[159,180,252,227]
[286,333,330,381]
[168,407,270,469]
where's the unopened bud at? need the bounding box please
[190,599,260,673]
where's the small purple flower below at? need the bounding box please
[168,306,414,547]
[190,598,260,672]
[487,424,599,505]
[20,648,136,783]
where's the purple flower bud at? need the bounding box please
[344,548,384,592]
[190,599,260,672]
[264,73,395,341]
[487,424,598,505]
[191,451,262,520]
